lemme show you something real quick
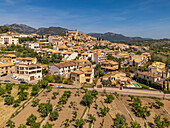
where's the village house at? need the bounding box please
[0,63,15,76]
[70,67,94,84]
[92,51,107,64]
[0,34,18,45]
[13,57,42,81]
[74,59,92,69]
[1,54,17,64]
[101,60,119,72]
[137,71,161,83]
[23,42,40,52]
[101,71,132,87]
[49,61,77,76]
[80,53,92,60]
[149,62,169,78]
[66,29,79,40]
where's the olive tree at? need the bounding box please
[49,110,59,121]
[27,114,37,125]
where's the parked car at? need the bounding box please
[4,80,11,83]
[49,84,54,86]
[11,76,18,80]
[20,81,28,84]
[1,74,7,77]
[18,79,24,81]
[56,85,63,88]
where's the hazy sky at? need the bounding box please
[0,0,170,39]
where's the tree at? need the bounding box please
[102,80,111,87]
[45,75,55,83]
[163,81,165,90]
[32,98,40,107]
[27,114,37,125]
[6,120,15,128]
[94,103,98,110]
[0,87,6,96]
[72,111,77,121]
[155,100,164,108]
[129,95,134,102]
[46,86,52,92]
[4,41,8,46]
[42,69,49,76]
[133,97,150,119]
[4,95,14,105]
[100,106,110,116]
[18,124,27,128]
[167,81,169,90]
[105,94,114,103]
[130,121,141,128]
[90,90,98,98]
[49,110,59,121]
[38,103,53,117]
[13,99,21,107]
[154,114,170,128]
[75,118,85,128]
[88,114,96,124]
[38,80,48,89]
[63,91,72,98]
[81,93,93,107]
[118,60,121,70]
[114,113,128,128]
[43,122,53,128]
[59,95,68,104]
[6,84,13,95]
[19,92,28,101]
[31,84,40,96]
[18,84,29,93]
[30,122,41,128]
[52,92,59,99]
[97,69,105,77]
[63,119,70,127]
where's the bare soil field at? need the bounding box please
[1,88,169,128]
[0,84,32,127]
[121,95,170,128]
[9,88,86,128]
[47,89,86,128]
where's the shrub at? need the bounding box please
[50,110,59,121]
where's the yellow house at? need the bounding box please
[0,63,15,75]
[1,54,16,64]
[70,67,94,84]
[149,62,166,76]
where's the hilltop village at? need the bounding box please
[0,29,169,128]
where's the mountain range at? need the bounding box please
[1,24,152,41]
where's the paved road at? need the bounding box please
[43,83,170,99]
[89,87,170,99]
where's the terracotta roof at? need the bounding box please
[101,66,118,70]
[103,60,118,65]
[62,52,73,55]
[81,67,92,72]
[71,70,84,75]
[16,57,35,60]
[137,71,160,78]
[4,54,16,57]
[0,63,14,67]
[82,53,90,56]
[55,62,76,68]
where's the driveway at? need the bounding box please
[0,74,20,84]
